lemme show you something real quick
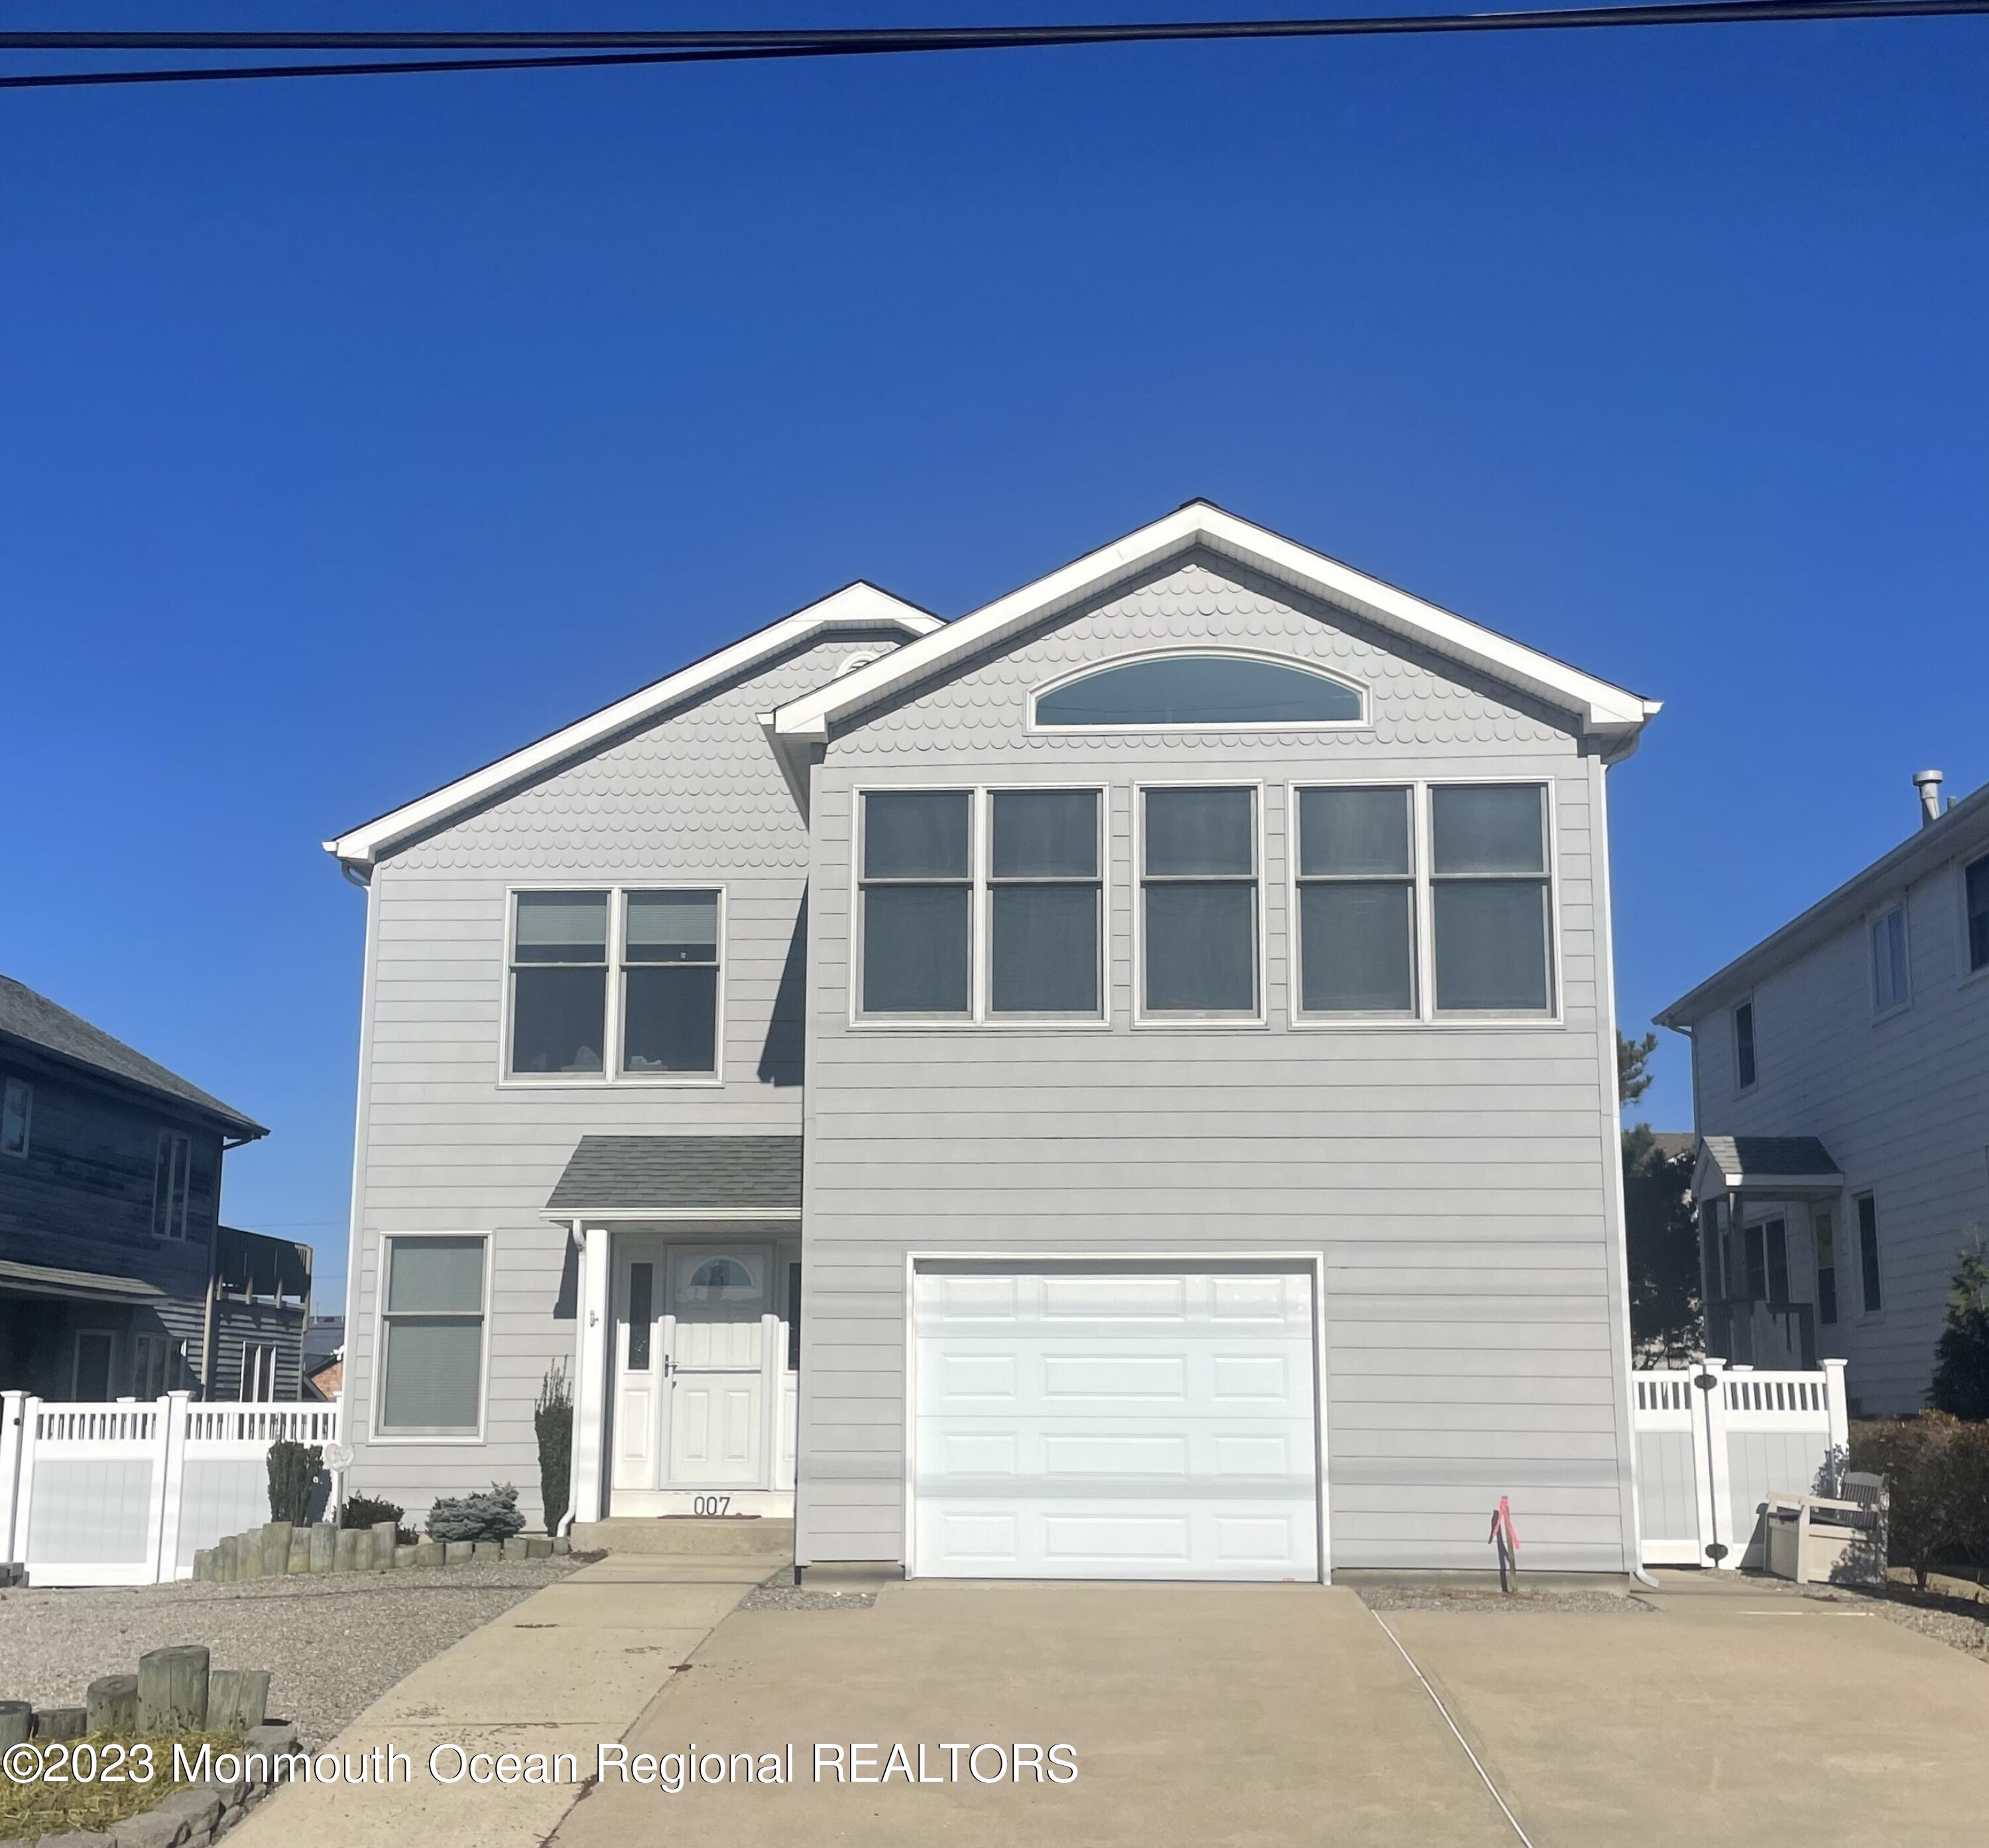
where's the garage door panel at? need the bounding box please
[913,1266,1320,1581]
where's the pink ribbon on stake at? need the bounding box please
[1489,1495,1520,1557]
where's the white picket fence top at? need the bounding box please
[1,1390,345,1587]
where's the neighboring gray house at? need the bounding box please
[1657,773,1989,1415]
[326,503,1661,1578]
[0,976,312,1401]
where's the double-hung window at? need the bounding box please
[859,792,973,1016]
[1,1078,29,1156]
[508,889,721,1078]
[989,790,1103,1016]
[1140,786,1259,1018]
[152,1131,192,1239]
[1966,854,1989,974]
[1872,905,1909,1012]
[379,1234,487,1435]
[1429,785,1553,1015]
[1296,787,1415,1015]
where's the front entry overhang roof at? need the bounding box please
[1691,1135,1844,1204]
[0,1257,169,1305]
[544,1135,802,1220]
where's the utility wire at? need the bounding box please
[2,1,1984,90]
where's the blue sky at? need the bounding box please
[5,5,1986,1303]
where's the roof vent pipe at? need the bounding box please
[1913,769,1945,828]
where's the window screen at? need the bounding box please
[511,893,608,1074]
[1142,788,1257,1014]
[1429,785,1551,1014]
[380,1235,486,1432]
[861,792,971,1015]
[1036,655,1362,727]
[1297,787,1414,1014]
[623,891,719,1074]
[990,790,1101,1015]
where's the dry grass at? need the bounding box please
[0,1728,246,1839]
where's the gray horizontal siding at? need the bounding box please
[797,552,1638,1575]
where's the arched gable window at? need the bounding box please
[1032,653,1364,729]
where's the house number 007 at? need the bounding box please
[691,1495,731,1516]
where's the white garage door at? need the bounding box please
[912,1264,1320,1581]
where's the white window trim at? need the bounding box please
[152,1131,194,1240]
[1132,778,1269,1030]
[847,784,1113,1030]
[1732,995,1758,1095]
[1285,776,1565,1031]
[499,883,727,1089]
[1868,898,1912,1020]
[369,1230,493,1444]
[1,1077,29,1158]
[1024,645,1372,736]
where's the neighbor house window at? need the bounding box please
[1855,1193,1882,1312]
[1034,654,1364,728]
[622,892,720,1074]
[510,892,609,1074]
[989,790,1102,1016]
[152,1131,192,1239]
[1140,786,1258,1016]
[1296,787,1415,1015]
[1,1078,30,1156]
[859,791,972,1016]
[131,1333,186,1398]
[1872,906,1909,1011]
[1429,784,1552,1014]
[242,1341,278,1402]
[1967,853,1989,973]
[1733,1001,1757,1091]
[379,1235,487,1434]
[1814,1209,1838,1325]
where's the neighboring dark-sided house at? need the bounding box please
[0,975,313,1401]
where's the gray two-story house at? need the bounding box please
[0,976,312,1401]
[325,503,1660,1579]
[1657,773,1989,1414]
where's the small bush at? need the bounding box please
[340,1492,415,1546]
[426,1483,526,1544]
[266,1439,320,1525]
[536,1363,573,1536]
[1849,1412,1989,1589]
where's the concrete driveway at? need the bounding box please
[550,1571,1989,1848]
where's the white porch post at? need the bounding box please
[152,1390,192,1583]
[1823,1357,1850,1454]
[570,1223,612,1526]
[0,1390,25,1566]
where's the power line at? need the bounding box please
[2,1,1982,91]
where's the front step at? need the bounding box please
[570,1516,795,1559]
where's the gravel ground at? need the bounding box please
[739,1568,876,1611]
[1356,1584,1656,1615]
[0,1556,579,1749]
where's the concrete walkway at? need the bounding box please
[225,1554,768,1848]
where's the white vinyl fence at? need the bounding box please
[0,1390,342,1587]
[1633,1359,1848,1571]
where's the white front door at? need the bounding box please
[664,1245,772,1487]
[609,1233,780,1496]
[912,1264,1321,1581]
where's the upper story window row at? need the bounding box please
[854,780,1557,1027]
[507,887,721,1082]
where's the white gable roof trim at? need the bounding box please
[324,582,940,872]
[769,502,1661,753]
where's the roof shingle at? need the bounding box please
[546,1135,802,1215]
